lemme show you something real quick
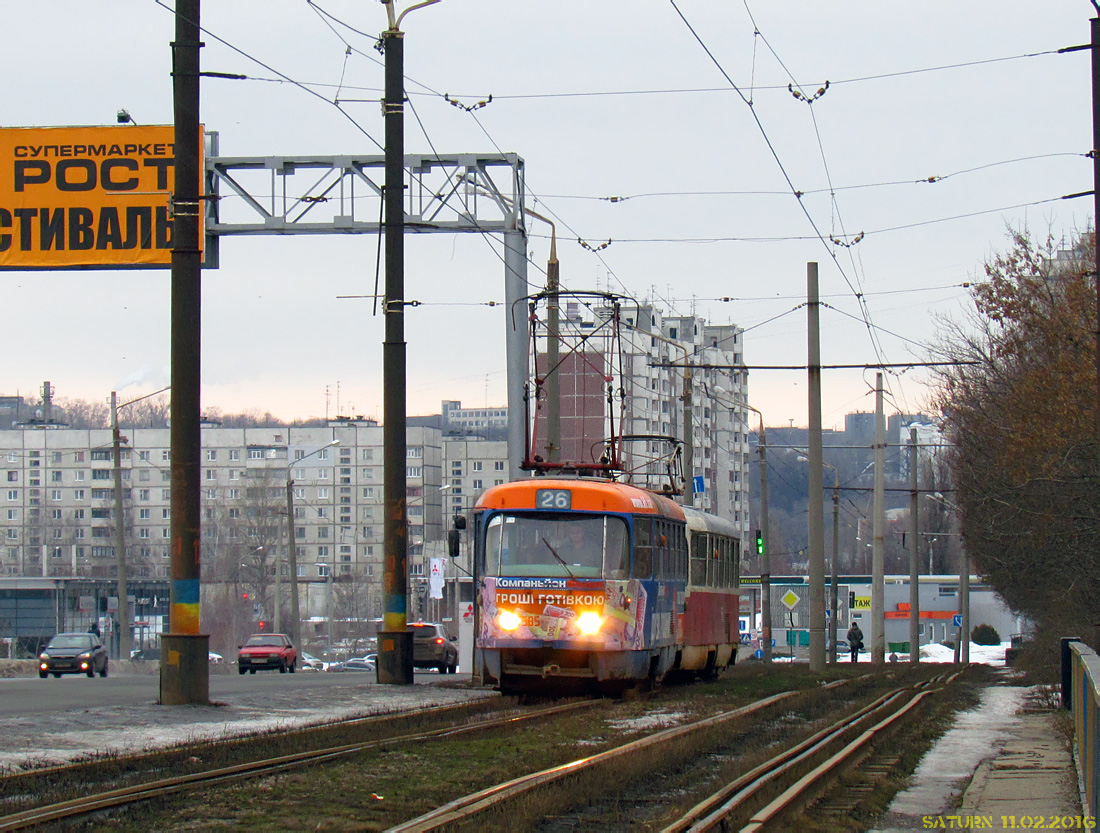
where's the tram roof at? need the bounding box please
[474,478,686,520]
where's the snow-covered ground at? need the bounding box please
[775,641,1008,665]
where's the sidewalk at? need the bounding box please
[958,707,1081,828]
[873,680,1082,832]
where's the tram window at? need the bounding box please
[605,522,629,579]
[691,533,708,585]
[634,518,653,579]
[484,513,626,579]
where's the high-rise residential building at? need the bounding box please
[0,420,444,622]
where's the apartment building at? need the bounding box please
[0,419,443,621]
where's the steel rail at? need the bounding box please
[0,697,496,788]
[0,700,598,832]
[737,691,932,832]
[670,673,959,832]
[388,690,804,833]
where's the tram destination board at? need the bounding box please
[0,125,204,270]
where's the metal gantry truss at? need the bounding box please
[202,147,530,473]
[205,150,525,242]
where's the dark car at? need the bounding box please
[329,657,375,673]
[237,633,297,674]
[410,622,458,674]
[39,633,109,679]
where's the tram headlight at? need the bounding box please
[576,611,603,635]
[498,610,521,631]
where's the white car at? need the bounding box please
[300,652,325,671]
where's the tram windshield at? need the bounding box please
[484,514,629,579]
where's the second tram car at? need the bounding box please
[472,477,740,695]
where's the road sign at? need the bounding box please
[952,613,962,627]
[754,649,763,659]
[780,590,800,611]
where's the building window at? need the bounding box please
[206,450,217,461]
[140,528,150,539]
[228,449,240,461]
[50,489,62,501]
[162,489,170,500]
[138,489,149,501]
[7,490,17,501]
[472,461,482,471]
[317,488,329,499]
[161,470,171,482]
[318,564,330,577]
[139,508,150,520]
[74,489,86,501]
[228,488,241,500]
[205,470,216,481]
[408,447,423,459]
[91,469,111,480]
[406,467,422,478]
[249,449,263,460]
[74,470,85,481]
[50,471,62,483]
[161,508,171,519]
[472,479,483,489]
[162,450,171,462]
[229,470,239,480]
[162,528,171,538]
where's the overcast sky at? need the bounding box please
[1,1,1091,429]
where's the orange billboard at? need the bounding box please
[0,125,203,269]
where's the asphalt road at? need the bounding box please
[0,668,490,770]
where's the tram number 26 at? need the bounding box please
[536,489,572,510]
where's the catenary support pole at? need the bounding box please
[829,467,839,664]
[162,0,209,705]
[758,416,772,663]
[545,233,560,464]
[379,19,413,685]
[505,227,529,476]
[1092,14,1100,447]
[806,262,826,673]
[111,392,131,661]
[871,372,886,665]
[909,427,920,664]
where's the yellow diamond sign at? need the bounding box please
[781,590,800,611]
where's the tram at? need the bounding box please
[471,476,741,695]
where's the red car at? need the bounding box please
[237,633,297,674]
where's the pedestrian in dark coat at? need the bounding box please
[846,622,863,663]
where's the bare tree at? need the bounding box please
[929,228,1099,643]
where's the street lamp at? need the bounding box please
[110,385,170,660]
[925,492,968,663]
[284,439,339,649]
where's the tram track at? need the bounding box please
[0,698,599,832]
[391,669,960,832]
[0,665,971,830]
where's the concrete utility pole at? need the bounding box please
[110,386,168,660]
[111,392,131,662]
[758,416,772,662]
[909,427,921,664]
[162,0,209,706]
[829,464,839,664]
[545,230,561,465]
[871,372,886,664]
[806,262,826,673]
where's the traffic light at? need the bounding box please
[755,529,764,555]
[258,620,267,632]
[241,592,250,601]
